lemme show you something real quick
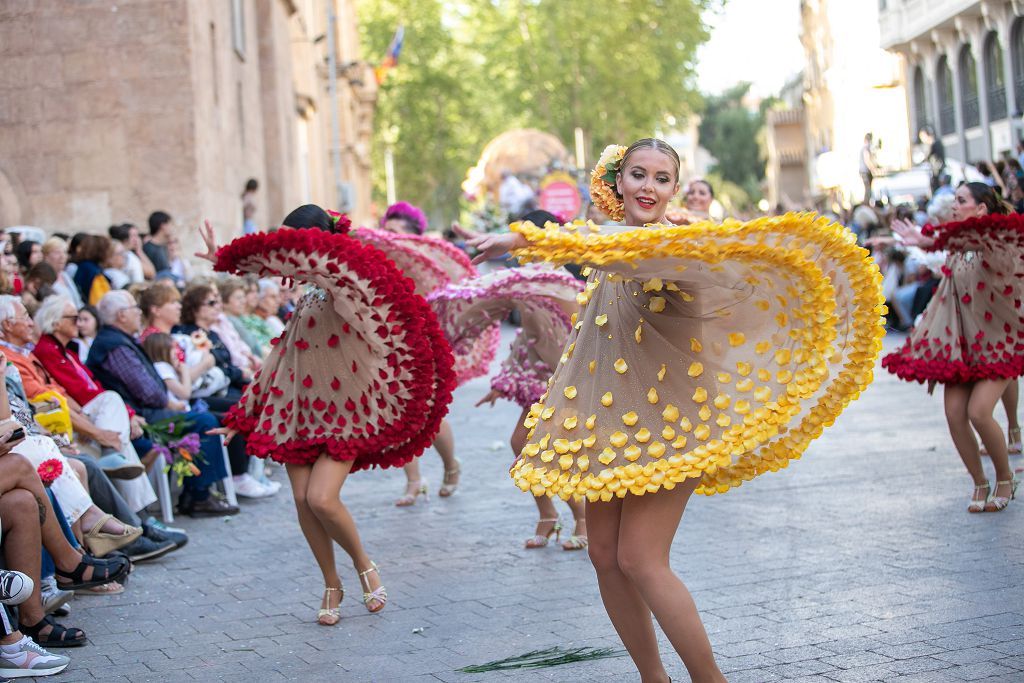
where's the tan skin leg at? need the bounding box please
[512,407,587,541]
[1001,380,1020,434]
[286,462,343,614]
[946,380,1015,506]
[401,419,458,498]
[289,456,384,611]
[588,479,725,683]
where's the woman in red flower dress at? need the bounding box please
[196,205,456,625]
[883,182,1024,512]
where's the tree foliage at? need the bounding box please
[697,82,766,205]
[357,0,717,224]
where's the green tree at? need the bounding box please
[358,0,719,224]
[698,82,765,206]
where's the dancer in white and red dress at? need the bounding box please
[353,201,499,505]
[196,204,455,625]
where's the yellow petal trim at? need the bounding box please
[662,404,679,422]
[601,392,614,407]
[563,386,578,399]
[690,338,703,353]
[634,428,652,443]
[609,431,628,448]
[647,387,659,404]
[661,425,676,440]
[649,296,666,313]
[657,364,667,381]
[595,314,608,326]
[642,277,664,292]
[688,362,704,377]
[562,416,578,430]
[614,358,628,374]
[647,441,666,458]
[692,387,708,402]
[622,411,639,426]
[728,332,746,347]
[585,414,597,430]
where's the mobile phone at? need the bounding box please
[5,428,25,443]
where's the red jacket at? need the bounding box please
[32,334,107,407]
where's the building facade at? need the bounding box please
[0,0,376,245]
[880,0,1024,164]
[765,0,910,210]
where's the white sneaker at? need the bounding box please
[0,570,33,606]
[0,635,69,677]
[232,474,276,499]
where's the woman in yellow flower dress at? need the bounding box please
[464,138,885,682]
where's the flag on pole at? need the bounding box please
[374,25,404,85]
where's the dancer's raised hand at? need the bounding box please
[195,220,220,262]
[474,389,501,407]
[891,217,934,248]
[453,223,528,265]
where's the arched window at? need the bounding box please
[959,45,980,128]
[1014,17,1024,113]
[986,32,1007,119]
[938,55,955,135]
[913,65,928,133]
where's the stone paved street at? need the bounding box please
[58,330,1024,682]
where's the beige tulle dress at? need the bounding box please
[506,213,886,501]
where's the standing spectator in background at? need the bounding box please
[108,223,155,284]
[499,172,535,219]
[71,235,113,306]
[860,132,880,201]
[41,238,83,309]
[166,236,190,287]
[242,178,259,235]
[144,211,174,279]
[921,127,946,191]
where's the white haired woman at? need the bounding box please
[33,296,159,513]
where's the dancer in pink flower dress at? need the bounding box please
[196,204,456,625]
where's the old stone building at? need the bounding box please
[0,0,376,245]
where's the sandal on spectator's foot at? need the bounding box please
[19,615,86,648]
[439,460,461,497]
[83,514,142,557]
[55,553,129,591]
[358,562,387,613]
[968,482,990,513]
[985,478,1018,512]
[395,480,428,507]
[317,585,344,626]
[1009,427,1022,455]
[75,581,124,596]
[525,517,561,549]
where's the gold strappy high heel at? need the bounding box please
[439,459,461,497]
[968,482,990,513]
[317,585,343,625]
[395,480,428,507]
[1009,427,1022,455]
[985,478,1018,512]
[562,519,588,551]
[359,562,387,613]
[525,517,561,549]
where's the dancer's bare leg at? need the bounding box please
[305,455,383,608]
[946,384,986,487]
[434,420,460,496]
[588,495,666,682]
[1002,380,1019,433]
[616,480,724,682]
[967,379,1016,506]
[286,462,340,599]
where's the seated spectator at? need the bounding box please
[73,306,99,365]
[144,211,175,282]
[166,235,191,286]
[40,238,83,310]
[215,278,263,371]
[242,279,285,350]
[108,223,155,284]
[62,233,87,282]
[0,237,21,295]
[71,235,113,306]
[103,239,131,290]
[87,290,238,517]
[20,263,56,316]
[32,296,159,514]
[140,334,191,410]
[138,283,221,397]
[13,240,41,277]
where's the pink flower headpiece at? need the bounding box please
[381,201,428,235]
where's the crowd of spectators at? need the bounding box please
[0,211,293,676]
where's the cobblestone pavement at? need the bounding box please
[55,330,1023,682]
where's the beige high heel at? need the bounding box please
[562,519,588,551]
[395,479,428,507]
[985,478,1018,512]
[525,517,561,549]
[317,585,343,625]
[439,459,461,497]
[83,514,142,557]
[968,482,990,513]
[358,562,387,613]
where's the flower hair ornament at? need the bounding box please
[326,210,352,233]
[589,144,627,222]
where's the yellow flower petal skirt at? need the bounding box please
[508,213,886,501]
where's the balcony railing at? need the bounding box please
[989,87,1008,120]
[939,104,956,135]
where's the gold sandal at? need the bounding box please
[395,479,428,507]
[561,519,588,551]
[968,482,990,513]
[439,460,461,497]
[317,585,343,625]
[985,478,1018,512]
[83,514,142,557]
[358,562,387,613]
[525,517,561,549]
